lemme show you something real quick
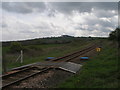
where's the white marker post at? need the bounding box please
[20,50,23,63]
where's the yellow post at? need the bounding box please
[96,47,101,52]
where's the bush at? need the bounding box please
[10,42,23,53]
[109,28,120,47]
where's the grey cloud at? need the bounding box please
[50,2,117,14]
[34,22,50,29]
[36,25,49,29]
[99,20,115,28]
[2,2,46,14]
[83,15,117,29]
[19,30,35,33]
[118,2,120,27]
[44,9,57,17]
[2,2,117,14]
[93,9,117,17]
[1,2,118,41]
[86,19,115,28]
[2,2,32,13]
[2,23,7,28]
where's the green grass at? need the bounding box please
[57,41,118,88]
[2,39,98,70]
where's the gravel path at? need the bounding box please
[11,69,73,88]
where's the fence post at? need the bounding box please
[20,50,23,63]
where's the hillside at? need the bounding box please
[2,36,101,47]
[2,36,100,71]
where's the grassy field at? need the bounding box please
[57,40,118,88]
[2,38,98,71]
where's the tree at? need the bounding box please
[109,28,120,47]
[10,42,23,53]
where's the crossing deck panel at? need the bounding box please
[11,61,82,74]
[58,62,82,73]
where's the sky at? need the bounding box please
[1,1,118,41]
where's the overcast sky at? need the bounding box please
[1,2,118,41]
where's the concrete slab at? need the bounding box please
[58,62,82,74]
[10,61,82,74]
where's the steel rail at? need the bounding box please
[51,44,97,61]
[65,46,95,62]
[2,66,35,79]
[2,67,51,89]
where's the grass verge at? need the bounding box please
[2,39,97,70]
[57,41,118,88]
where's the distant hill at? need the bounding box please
[2,35,74,46]
[2,35,103,47]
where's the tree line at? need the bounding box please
[109,27,120,47]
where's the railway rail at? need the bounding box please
[2,44,97,89]
[2,67,51,89]
[51,44,97,62]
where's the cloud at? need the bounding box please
[50,2,118,14]
[2,2,46,14]
[1,2,118,41]
[2,23,7,28]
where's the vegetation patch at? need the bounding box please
[57,41,118,88]
[2,38,98,71]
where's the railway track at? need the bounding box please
[2,66,51,89]
[51,44,97,62]
[2,44,97,89]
